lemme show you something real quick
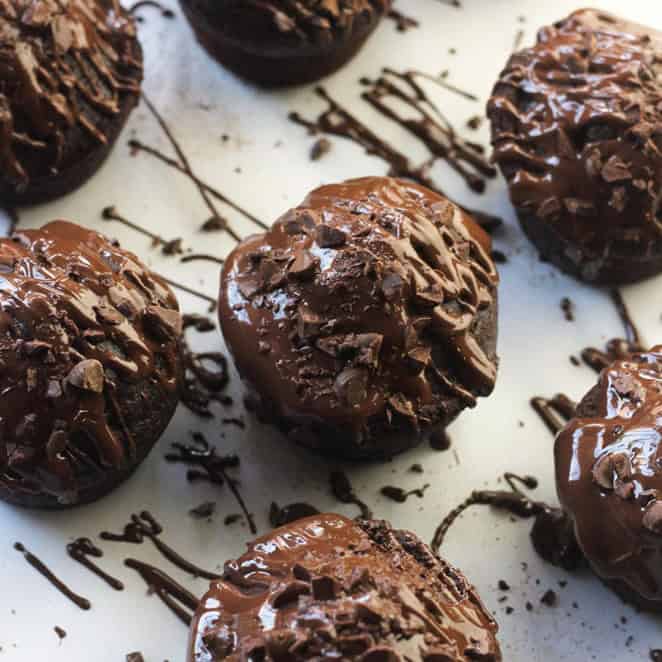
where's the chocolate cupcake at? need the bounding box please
[0,0,143,205]
[188,513,502,661]
[488,10,662,284]
[179,0,391,87]
[0,221,182,508]
[555,346,662,611]
[219,177,499,460]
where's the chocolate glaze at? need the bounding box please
[188,514,501,662]
[0,221,182,507]
[488,9,662,283]
[101,510,221,580]
[219,177,499,459]
[125,557,199,626]
[67,537,124,590]
[14,541,91,610]
[0,0,143,200]
[556,346,662,610]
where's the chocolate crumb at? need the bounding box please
[409,463,424,474]
[561,297,575,322]
[466,115,483,131]
[54,626,66,640]
[540,589,558,607]
[126,654,145,662]
[310,138,332,161]
[380,484,430,503]
[224,514,243,526]
[497,580,510,591]
[570,356,580,366]
[492,250,508,264]
[525,601,533,611]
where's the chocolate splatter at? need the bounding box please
[269,502,321,528]
[14,542,90,610]
[54,626,66,641]
[101,511,220,580]
[182,313,216,333]
[124,558,199,626]
[67,538,124,590]
[330,471,373,520]
[165,434,257,534]
[380,483,430,503]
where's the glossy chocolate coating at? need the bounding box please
[555,346,662,610]
[0,0,143,203]
[488,9,662,284]
[179,0,390,86]
[0,221,182,507]
[188,513,502,662]
[219,177,499,459]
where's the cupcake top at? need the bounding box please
[219,177,498,449]
[189,513,501,662]
[0,221,181,504]
[488,9,662,255]
[185,0,390,54]
[555,346,662,603]
[0,0,143,194]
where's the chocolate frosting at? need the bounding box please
[0,220,181,504]
[0,0,142,194]
[555,346,662,604]
[488,9,662,260]
[181,0,390,55]
[219,177,499,456]
[188,513,502,661]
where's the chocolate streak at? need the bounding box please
[67,537,124,590]
[101,511,220,580]
[14,542,91,610]
[125,558,199,626]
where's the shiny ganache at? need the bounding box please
[0,221,181,506]
[219,177,499,458]
[556,346,662,610]
[188,513,502,661]
[0,0,143,197]
[488,9,662,283]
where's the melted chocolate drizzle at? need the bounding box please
[128,0,174,18]
[101,511,220,580]
[180,325,231,416]
[165,434,257,534]
[14,542,91,610]
[124,558,199,626]
[530,394,577,435]
[289,85,502,232]
[67,538,124,590]
[361,69,495,192]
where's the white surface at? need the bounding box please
[1,1,662,660]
